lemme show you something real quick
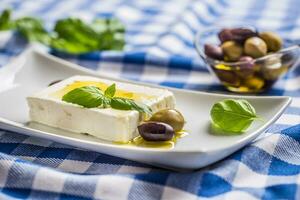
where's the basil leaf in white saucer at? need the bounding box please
[210,99,260,134]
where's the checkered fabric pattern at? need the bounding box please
[1,0,300,199]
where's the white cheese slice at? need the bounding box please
[27,75,175,142]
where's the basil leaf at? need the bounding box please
[50,38,93,54]
[53,18,99,52]
[129,100,152,115]
[0,8,126,54]
[52,17,125,53]
[102,96,111,108]
[15,17,51,44]
[104,83,116,98]
[0,9,13,30]
[61,84,151,114]
[110,97,132,110]
[111,97,152,114]
[210,99,258,133]
[62,86,104,108]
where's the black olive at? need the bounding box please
[138,122,174,141]
[218,28,233,43]
[48,80,62,86]
[230,28,257,43]
[218,28,257,44]
[204,44,224,60]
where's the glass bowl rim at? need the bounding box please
[194,25,300,66]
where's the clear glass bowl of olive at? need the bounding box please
[195,26,300,93]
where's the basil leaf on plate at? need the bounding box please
[104,83,116,98]
[62,86,104,108]
[210,99,258,133]
[111,97,152,114]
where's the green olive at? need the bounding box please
[262,55,285,80]
[244,37,267,58]
[149,109,185,132]
[221,41,243,61]
[259,31,282,52]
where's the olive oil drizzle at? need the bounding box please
[50,81,155,101]
[115,130,188,149]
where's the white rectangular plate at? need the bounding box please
[0,47,291,170]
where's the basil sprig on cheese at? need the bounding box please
[62,84,152,114]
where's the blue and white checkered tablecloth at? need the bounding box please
[1,0,300,199]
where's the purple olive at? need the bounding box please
[231,28,257,43]
[138,122,174,141]
[236,56,255,78]
[218,28,257,44]
[218,28,233,43]
[48,80,62,86]
[204,44,224,60]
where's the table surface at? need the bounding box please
[0,0,300,199]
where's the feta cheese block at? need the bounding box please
[27,75,175,142]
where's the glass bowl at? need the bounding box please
[194,26,300,93]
